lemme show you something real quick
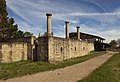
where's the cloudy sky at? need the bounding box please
[6,0,120,42]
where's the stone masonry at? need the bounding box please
[0,13,95,63]
[0,37,33,63]
[37,13,94,63]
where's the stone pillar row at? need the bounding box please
[46,13,80,40]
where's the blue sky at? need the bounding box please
[6,0,120,42]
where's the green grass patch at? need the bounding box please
[0,51,106,80]
[78,53,120,82]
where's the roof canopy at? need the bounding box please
[69,32,105,40]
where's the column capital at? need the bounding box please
[65,21,69,24]
[46,13,52,16]
[76,26,80,28]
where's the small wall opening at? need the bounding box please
[75,47,76,51]
[61,47,63,52]
[83,47,85,50]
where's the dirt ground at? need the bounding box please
[0,52,114,82]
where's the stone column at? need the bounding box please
[46,13,52,36]
[76,26,80,40]
[65,21,69,39]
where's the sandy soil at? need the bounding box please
[0,52,114,82]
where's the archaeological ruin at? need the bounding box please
[0,13,111,63]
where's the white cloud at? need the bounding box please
[114,7,120,13]
[69,12,120,16]
[70,19,79,24]
[37,0,50,3]
[69,22,120,43]
[6,0,120,43]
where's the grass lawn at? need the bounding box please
[0,51,106,80]
[78,53,120,82]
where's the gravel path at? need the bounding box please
[0,52,114,82]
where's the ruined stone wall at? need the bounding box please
[0,42,31,63]
[0,44,2,62]
[48,37,94,63]
[0,36,34,63]
[37,37,48,61]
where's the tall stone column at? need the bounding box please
[76,26,80,40]
[46,13,52,36]
[65,21,69,39]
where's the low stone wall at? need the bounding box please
[37,36,94,63]
[0,36,34,63]
[0,36,94,63]
[48,37,94,63]
[0,42,32,63]
[37,37,48,61]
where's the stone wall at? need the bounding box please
[0,35,94,63]
[0,42,31,63]
[37,37,48,61]
[0,36,34,63]
[38,36,94,63]
[48,37,94,63]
